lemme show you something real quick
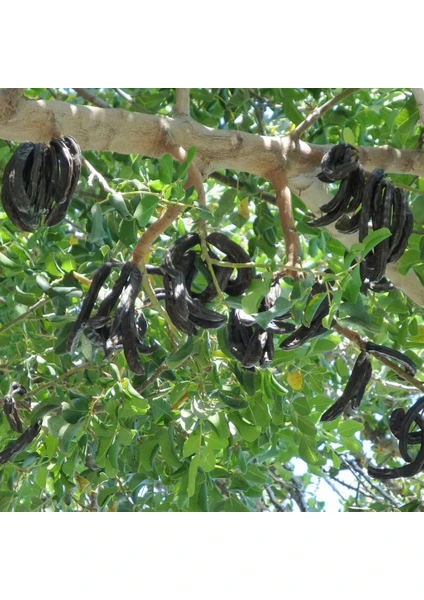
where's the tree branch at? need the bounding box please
[0,88,25,122]
[292,88,360,139]
[268,171,302,278]
[412,88,424,125]
[73,88,111,109]
[209,171,277,204]
[0,94,423,306]
[175,89,190,117]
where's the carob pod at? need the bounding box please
[161,233,227,334]
[279,279,333,351]
[120,266,145,375]
[368,397,424,480]
[66,262,113,353]
[366,181,394,283]
[4,398,23,433]
[85,261,134,351]
[0,421,42,465]
[359,169,385,243]
[45,136,82,226]
[320,351,372,422]
[1,136,81,231]
[318,144,360,183]
[309,168,364,228]
[206,232,253,296]
[2,381,29,433]
[389,404,424,461]
[365,342,417,377]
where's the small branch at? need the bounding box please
[334,321,424,395]
[338,455,400,508]
[132,144,196,265]
[0,297,51,334]
[412,88,424,125]
[82,156,114,195]
[132,205,184,265]
[323,477,346,501]
[333,322,366,350]
[17,363,99,403]
[265,485,286,511]
[209,171,277,205]
[0,88,25,122]
[269,171,302,279]
[175,89,190,117]
[292,88,360,139]
[113,88,134,103]
[73,88,112,109]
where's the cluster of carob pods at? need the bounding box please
[1,139,422,482]
[1,137,81,231]
[309,143,413,293]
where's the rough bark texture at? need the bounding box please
[1,93,423,306]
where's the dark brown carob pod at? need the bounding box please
[1,136,81,231]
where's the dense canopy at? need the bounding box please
[0,87,424,512]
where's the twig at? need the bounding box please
[139,261,181,340]
[113,88,134,103]
[82,156,115,195]
[270,465,308,512]
[333,320,424,395]
[265,485,286,511]
[16,363,99,403]
[292,88,359,139]
[73,88,111,109]
[412,88,424,125]
[333,322,366,350]
[0,297,51,334]
[338,454,400,508]
[209,171,277,205]
[323,477,346,501]
[175,89,190,117]
[132,204,185,265]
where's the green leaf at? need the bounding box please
[188,455,200,497]
[167,336,194,369]
[338,421,364,437]
[45,253,63,277]
[230,414,261,442]
[296,415,317,437]
[158,154,174,184]
[183,434,201,458]
[362,228,392,256]
[134,194,160,227]
[292,396,311,416]
[0,252,20,269]
[88,204,108,243]
[109,192,132,219]
[197,447,215,472]
[303,292,327,328]
[342,127,356,145]
[298,435,323,466]
[118,218,137,245]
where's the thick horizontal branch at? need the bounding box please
[1,93,423,307]
[2,96,424,182]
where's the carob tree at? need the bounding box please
[0,88,424,512]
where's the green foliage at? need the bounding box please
[0,88,424,512]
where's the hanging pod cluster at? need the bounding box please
[369,396,424,479]
[0,382,41,466]
[309,143,413,292]
[1,136,81,231]
[66,261,156,375]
